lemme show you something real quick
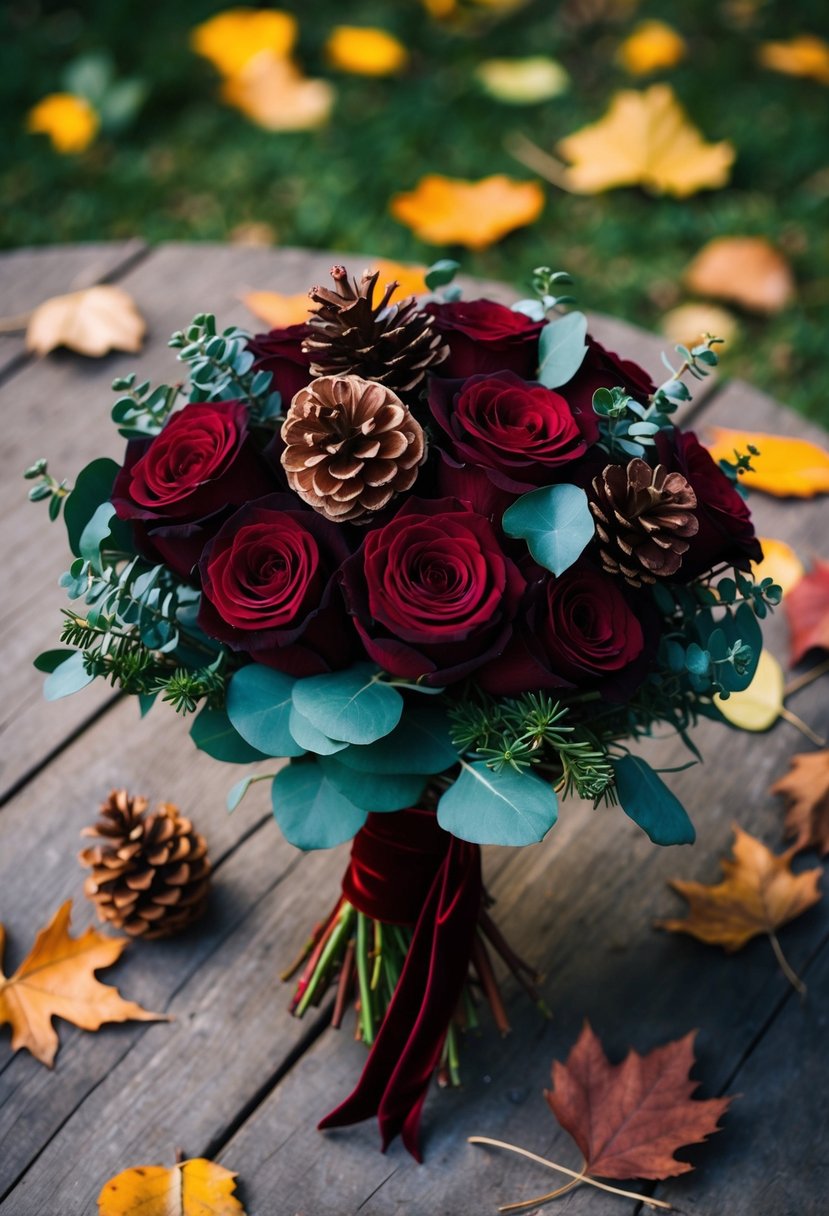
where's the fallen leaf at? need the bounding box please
[475,56,570,104]
[758,35,829,85]
[705,427,829,498]
[772,751,829,855]
[243,290,312,328]
[0,901,164,1066]
[715,649,784,732]
[786,558,829,664]
[190,7,297,77]
[371,258,430,298]
[685,237,795,314]
[229,221,277,246]
[752,537,804,597]
[557,85,734,197]
[390,174,544,248]
[26,285,145,357]
[221,51,334,131]
[618,20,687,76]
[325,26,408,76]
[27,93,99,154]
[98,1158,245,1216]
[661,302,738,351]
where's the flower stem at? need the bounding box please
[356,912,375,1045]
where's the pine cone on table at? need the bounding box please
[281,373,426,523]
[79,790,211,940]
[302,265,447,394]
[590,458,699,587]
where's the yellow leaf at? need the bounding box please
[221,52,334,131]
[369,258,430,298]
[660,303,738,352]
[706,426,829,498]
[685,237,795,314]
[325,26,408,76]
[476,56,569,104]
[98,1158,245,1216]
[715,649,784,732]
[758,35,829,85]
[243,290,312,329]
[618,20,687,76]
[557,84,734,197]
[191,8,297,77]
[390,174,544,249]
[752,537,805,597]
[26,285,146,358]
[27,93,99,154]
[0,901,164,1067]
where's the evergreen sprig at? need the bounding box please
[169,313,282,426]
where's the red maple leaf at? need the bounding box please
[786,558,829,666]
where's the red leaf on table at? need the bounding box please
[786,558,829,665]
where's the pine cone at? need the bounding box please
[79,790,211,940]
[590,458,699,587]
[302,265,448,393]
[281,374,426,523]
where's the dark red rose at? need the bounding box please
[246,323,314,406]
[111,400,276,579]
[480,562,650,698]
[198,494,356,676]
[559,335,654,434]
[435,449,520,522]
[340,497,525,686]
[424,299,544,380]
[656,429,763,577]
[429,371,590,492]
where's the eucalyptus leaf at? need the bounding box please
[227,776,255,812]
[292,663,403,746]
[227,665,304,757]
[64,458,124,557]
[271,763,367,850]
[318,755,426,811]
[43,651,95,701]
[34,648,76,674]
[437,761,558,846]
[537,310,588,389]
[288,706,349,755]
[335,705,458,775]
[612,755,695,846]
[502,483,594,576]
[190,706,269,764]
[424,259,460,290]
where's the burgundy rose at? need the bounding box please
[246,323,314,405]
[424,299,544,380]
[198,494,356,676]
[429,371,590,491]
[112,400,276,579]
[559,335,655,431]
[340,497,525,686]
[657,430,763,577]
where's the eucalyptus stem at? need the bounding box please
[295,902,355,1017]
[356,912,375,1045]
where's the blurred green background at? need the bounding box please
[3,0,828,422]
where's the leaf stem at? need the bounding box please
[784,658,829,699]
[769,931,807,998]
[499,1174,583,1212]
[779,707,827,748]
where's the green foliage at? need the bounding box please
[110,374,181,439]
[169,313,282,425]
[536,310,588,388]
[437,760,558,846]
[190,704,267,764]
[226,664,304,757]
[62,51,146,134]
[23,459,70,521]
[317,755,426,812]
[288,706,349,755]
[512,267,575,320]
[611,755,695,846]
[62,458,126,558]
[291,663,404,746]
[334,705,458,775]
[502,483,594,575]
[271,762,368,850]
[424,258,460,290]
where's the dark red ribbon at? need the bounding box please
[318,808,482,1160]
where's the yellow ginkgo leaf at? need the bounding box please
[706,427,829,498]
[243,291,312,329]
[98,1158,245,1216]
[476,56,569,104]
[557,84,734,197]
[753,537,805,597]
[618,20,687,76]
[325,26,408,76]
[27,93,99,154]
[715,649,784,732]
[758,35,829,86]
[221,52,334,131]
[390,174,544,249]
[191,8,297,77]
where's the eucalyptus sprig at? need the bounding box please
[512,267,577,321]
[169,313,282,426]
[24,459,71,520]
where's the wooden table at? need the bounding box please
[1,243,826,1216]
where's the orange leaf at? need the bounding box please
[752,537,804,597]
[758,35,829,85]
[785,558,829,664]
[772,750,829,855]
[390,174,544,249]
[618,20,687,76]
[557,84,734,197]
[221,52,334,131]
[243,290,312,328]
[325,26,408,76]
[26,285,145,357]
[98,1158,245,1216]
[190,8,297,77]
[705,427,829,498]
[685,237,795,314]
[27,93,99,154]
[0,901,165,1066]
[661,302,738,352]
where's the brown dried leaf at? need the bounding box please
[772,751,829,855]
[685,237,795,314]
[26,285,145,357]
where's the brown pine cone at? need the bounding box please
[590,458,699,587]
[79,790,211,940]
[302,265,447,394]
[280,374,426,523]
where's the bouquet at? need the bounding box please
[27,261,776,1159]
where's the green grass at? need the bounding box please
[2,0,828,425]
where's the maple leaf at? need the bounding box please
[221,52,334,131]
[0,901,165,1066]
[556,84,734,197]
[772,750,829,855]
[786,558,829,664]
[26,285,145,357]
[98,1158,245,1216]
[390,174,545,249]
[685,237,795,314]
[658,826,821,993]
[705,427,829,498]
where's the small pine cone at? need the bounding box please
[302,265,448,393]
[590,458,699,587]
[281,374,426,523]
[79,790,211,940]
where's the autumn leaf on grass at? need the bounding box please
[476,56,570,104]
[325,26,408,77]
[772,751,829,856]
[556,85,734,197]
[705,428,829,498]
[99,1158,244,1216]
[390,174,544,249]
[658,826,821,994]
[190,8,297,77]
[221,52,334,131]
[0,901,164,1066]
[758,35,829,86]
[786,558,829,664]
[618,21,687,76]
[26,285,145,357]
[470,1024,730,1212]
[27,93,99,154]
[685,237,795,314]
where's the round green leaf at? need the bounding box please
[63,458,124,557]
[437,762,558,846]
[272,763,367,850]
[335,705,458,775]
[292,663,403,746]
[227,665,304,758]
[502,483,594,576]
[289,706,349,755]
[612,755,695,846]
[190,706,269,764]
[43,651,94,701]
[537,310,588,388]
[318,755,426,811]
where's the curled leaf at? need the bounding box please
[27,285,145,357]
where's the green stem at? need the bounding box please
[296,903,355,1017]
[356,913,374,1045]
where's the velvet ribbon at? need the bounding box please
[318,808,482,1160]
